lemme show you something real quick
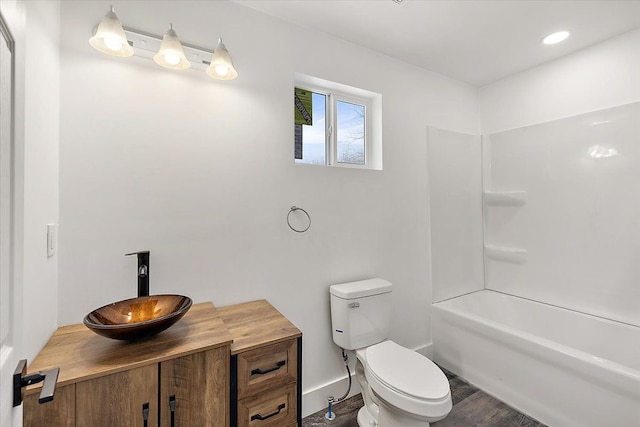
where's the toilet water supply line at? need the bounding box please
[325,349,352,421]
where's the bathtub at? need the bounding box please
[432,290,640,427]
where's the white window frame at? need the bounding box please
[332,93,371,168]
[294,73,382,170]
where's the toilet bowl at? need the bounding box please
[330,278,452,427]
[356,340,452,427]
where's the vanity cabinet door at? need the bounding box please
[23,384,75,427]
[160,346,230,427]
[76,364,158,427]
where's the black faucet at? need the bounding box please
[125,250,150,297]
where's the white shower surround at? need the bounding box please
[433,290,640,427]
[483,101,640,327]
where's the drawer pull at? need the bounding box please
[251,360,285,376]
[250,403,286,421]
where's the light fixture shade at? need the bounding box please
[89,6,134,57]
[206,39,238,80]
[153,25,191,70]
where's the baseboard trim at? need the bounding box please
[302,372,362,418]
[415,342,434,359]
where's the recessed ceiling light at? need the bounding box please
[542,31,570,45]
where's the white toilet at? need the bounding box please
[330,278,452,427]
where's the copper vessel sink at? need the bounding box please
[83,295,193,341]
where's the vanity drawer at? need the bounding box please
[238,382,297,427]
[237,338,297,399]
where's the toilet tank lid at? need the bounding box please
[330,278,392,299]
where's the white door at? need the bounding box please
[0,12,21,427]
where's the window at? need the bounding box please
[294,74,382,170]
[336,100,366,164]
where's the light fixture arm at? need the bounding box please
[123,26,214,62]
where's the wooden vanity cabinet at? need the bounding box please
[24,303,232,427]
[217,300,302,427]
[24,300,302,427]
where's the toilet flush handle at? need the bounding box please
[348,302,360,308]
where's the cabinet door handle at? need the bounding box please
[169,395,176,427]
[142,402,149,427]
[250,360,285,376]
[250,403,286,421]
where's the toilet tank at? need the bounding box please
[330,278,392,350]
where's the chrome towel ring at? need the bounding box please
[287,206,311,233]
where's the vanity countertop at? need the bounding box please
[26,302,233,395]
[216,299,302,355]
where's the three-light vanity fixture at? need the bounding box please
[89,6,238,80]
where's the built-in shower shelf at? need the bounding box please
[484,190,527,206]
[485,244,527,264]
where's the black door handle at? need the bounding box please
[142,402,149,427]
[251,360,285,376]
[13,359,60,407]
[251,403,286,421]
[169,395,176,427]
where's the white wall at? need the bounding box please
[21,0,60,363]
[479,29,640,326]
[480,28,640,134]
[427,128,483,302]
[57,0,478,416]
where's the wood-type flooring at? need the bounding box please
[302,369,546,427]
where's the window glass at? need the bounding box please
[336,100,365,164]
[294,74,381,169]
[295,92,326,165]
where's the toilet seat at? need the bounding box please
[360,340,452,418]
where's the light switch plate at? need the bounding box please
[47,223,56,257]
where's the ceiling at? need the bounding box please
[236,0,640,87]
